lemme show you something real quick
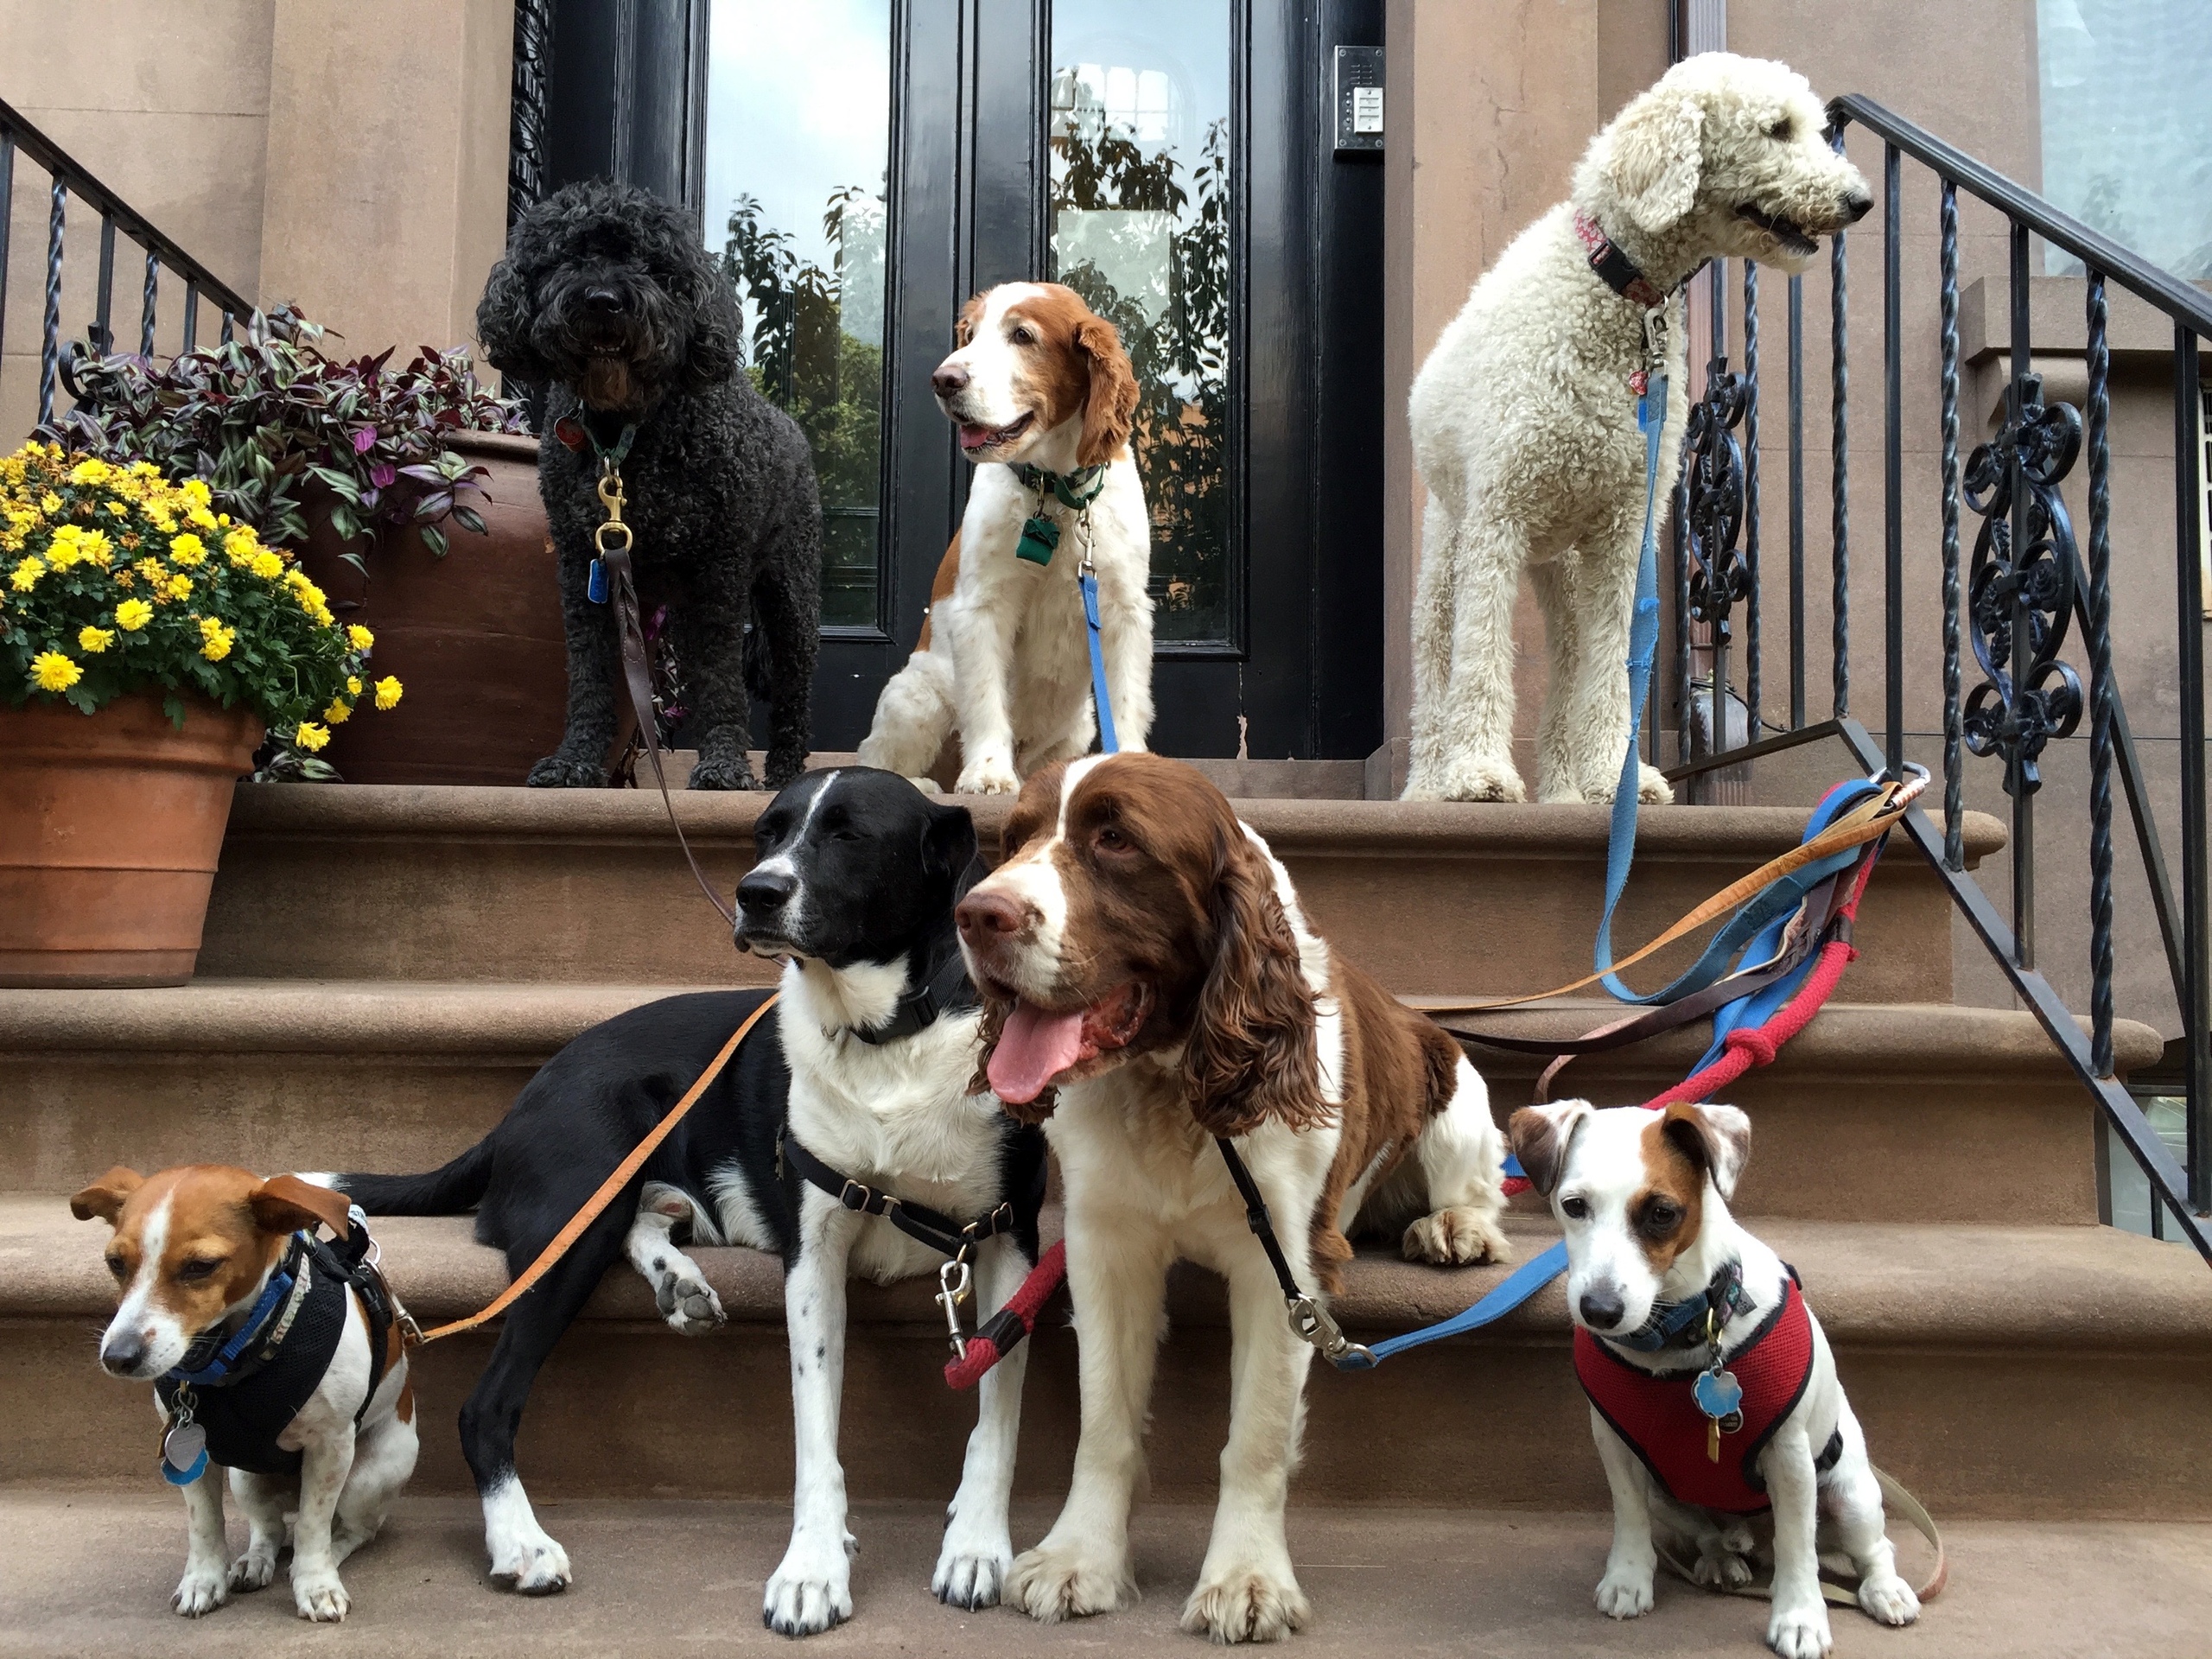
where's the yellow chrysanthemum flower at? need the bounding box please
[186,505,218,531]
[29,650,79,692]
[78,626,115,653]
[346,675,362,696]
[168,532,207,565]
[67,458,111,486]
[222,528,259,564]
[134,558,164,585]
[105,501,128,516]
[181,479,213,507]
[250,550,283,580]
[374,676,404,711]
[293,721,331,753]
[346,624,374,652]
[115,599,153,631]
[167,575,194,601]
[79,530,113,566]
[197,616,236,662]
[324,700,353,725]
[39,492,61,514]
[10,556,42,591]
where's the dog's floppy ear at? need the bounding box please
[1660,1103,1751,1200]
[1602,90,1706,235]
[248,1174,353,1240]
[924,798,981,887]
[475,250,550,383]
[1507,1102,1592,1199]
[1074,314,1139,469]
[1184,826,1322,1138]
[70,1166,144,1224]
[679,251,743,391]
[953,293,986,350]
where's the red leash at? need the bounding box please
[944,1240,1065,1389]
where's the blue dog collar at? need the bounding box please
[162,1235,308,1387]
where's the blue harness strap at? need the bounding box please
[1083,567,1119,755]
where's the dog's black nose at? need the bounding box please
[100,1331,146,1375]
[585,287,626,315]
[932,363,969,398]
[1578,1286,1626,1331]
[738,868,798,915]
[1841,190,1874,224]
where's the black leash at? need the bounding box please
[1213,1136,1371,1367]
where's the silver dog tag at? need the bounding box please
[162,1420,207,1474]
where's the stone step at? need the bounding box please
[194,785,2001,1002]
[0,982,2148,1224]
[7,1197,2208,1519]
[13,1491,2203,1658]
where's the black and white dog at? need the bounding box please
[331,768,1045,1634]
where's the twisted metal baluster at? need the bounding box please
[1675,465,1693,767]
[1744,261,1762,736]
[219,310,234,345]
[2085,275,2116,1077]
[1939,181,1964,870]
[139,249,156,356]
[37,179,64,425]
[181,278,198,353]
[1830,198,1850,717]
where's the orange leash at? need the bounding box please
[403,993,779,1347]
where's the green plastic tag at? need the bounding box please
[1016,514,1059,566]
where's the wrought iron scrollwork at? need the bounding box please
[1684,354,1750,637]
[508,0,554,232]
[1961,376,2084,796]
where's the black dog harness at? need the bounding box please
[155,1218,397,1481]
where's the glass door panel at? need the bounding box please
[1048,1,1235,648]
[704,0,893,630]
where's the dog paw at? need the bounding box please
[1180,1567,1310,1644]
[1767,1599,1834,1658]
[1637,763,1675,805]
[688,754,762,791]
[228,1545,279,1592]
[1857,1571,1920,1627]
[1007,1540,1135,1624]
[651,1262,726,1335]
[527,755,609,789]
[488,1526,572,1595]
[956,755,1021,797]
[1694,1548,1756,1590]
[1428,756,1528,804]
[763,1536,853,1637]
[1595,1564,1656,1619]
[172,1563,230,1617]
[1402,1206,1512,1267]
[933,1540,1013,1611]
[291,1567,351,1623]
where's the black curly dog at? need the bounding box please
[477,181,821,790]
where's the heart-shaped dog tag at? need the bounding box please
[1693,1367,1743,1421]
[161,1421,208,1485]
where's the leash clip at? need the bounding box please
[1286,1294,1374,1369]
[937,1259,974,1360]
[594,463,632,556]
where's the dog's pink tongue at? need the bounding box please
[988,1002,1086,1104]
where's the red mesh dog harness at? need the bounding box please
[1573,1274,1826,1515]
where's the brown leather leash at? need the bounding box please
[592,460,737,929]
[1402,779,1914,1019]
[402,993,779,1347]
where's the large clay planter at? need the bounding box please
[0,691,264,987]
[305,430,568,785]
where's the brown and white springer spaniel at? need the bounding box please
[954,752,1510,1642]
[855,283,1151,795]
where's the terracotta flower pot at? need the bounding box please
[304,430,569,785]
[0,691,264,988]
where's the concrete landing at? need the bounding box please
[3,1492,2204,1658]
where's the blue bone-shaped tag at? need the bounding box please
[588,557,608,604]
[1693,1367,1744,1421]
[1016,515,1060,566]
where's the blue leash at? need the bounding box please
[1082,561,1119,755]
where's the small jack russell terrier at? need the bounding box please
[73,1166,417,1623]
[1509,1102,1920,1659]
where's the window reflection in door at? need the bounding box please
[704,0,893,629]
[1049,1,1233,646]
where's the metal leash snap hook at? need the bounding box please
[937,1259,974,1359]
[1286,1294,1373,1368]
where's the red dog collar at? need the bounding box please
[1573,211,1673,311]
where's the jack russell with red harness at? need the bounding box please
[1509,1100,1921,1659]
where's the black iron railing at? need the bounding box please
[0,98,252,425]
[1662,94,2212,1262]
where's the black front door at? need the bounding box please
[536,0,1384,760]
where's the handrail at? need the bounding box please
[1829,94,2212,337]
[0,96,251,319]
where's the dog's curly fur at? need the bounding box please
[479,180,821,790]
[1404,54,1868,804]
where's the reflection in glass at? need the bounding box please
[705,0,893,627]
[1050,1,1233,645]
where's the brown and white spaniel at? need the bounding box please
[855,283,1151,795]
[954,752,1510,1642]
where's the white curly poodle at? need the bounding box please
[1403,54,1870,804]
